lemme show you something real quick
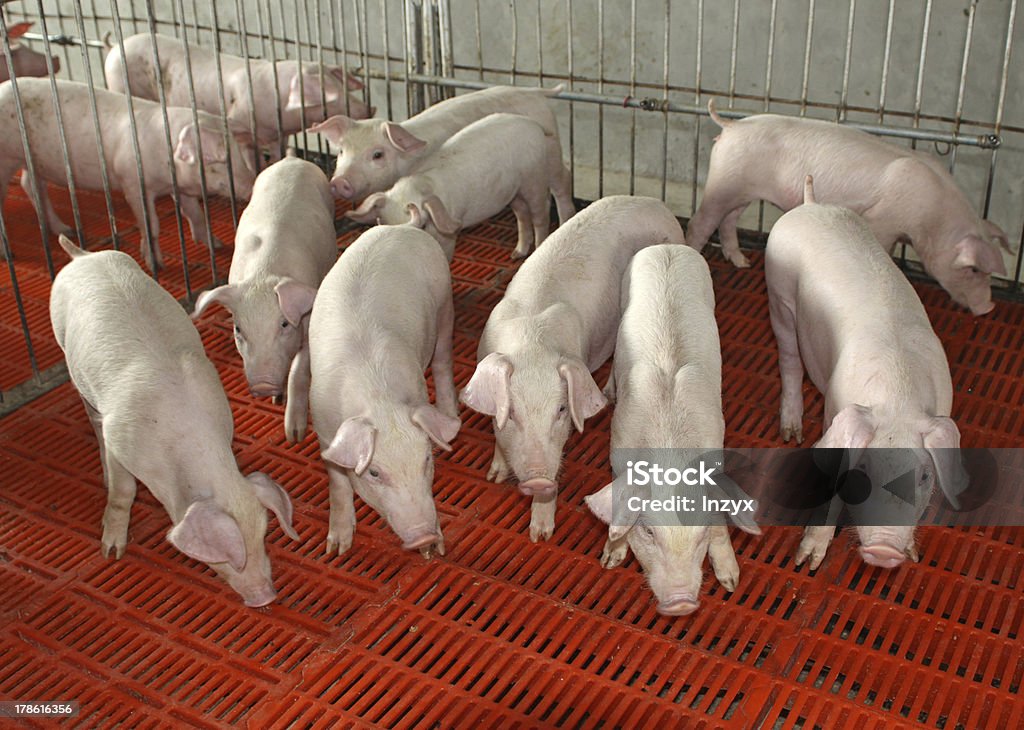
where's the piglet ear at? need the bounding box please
[286,71,340,111]
[460,352,513,430]
[983,220,1014,254]
[323,416,376,474]
[817,404,875,452]
[345,192,388,224]
[246,472,300,540]
[383,122,427,154]
[585,482,637,541]
[558,358,608,433]
[422,194,461,236]
[274,278,318,326]
[192,284,238,320]
[405,203,428,228]
[953,235,1007,276]
[921,416,968,509]
[329,65,364,91]
[175,124,227,164]
[411,404,461,451]
[168,500,247,572]
[9,22,33,41]
[307,115,355,145]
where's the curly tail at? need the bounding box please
[803,175,816,205]
[707,98,731,128]
[545,83,566,97]
[102,30,114,51]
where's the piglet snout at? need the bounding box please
[242,585,278,608]
[519,478,557,497]
[331,176,354,200]
[657,593,700,616]
[249,380,283,399]
[859,543,906,569]
[401,532,442,551]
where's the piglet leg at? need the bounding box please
[707,524,740,591]
[325,462,357,555]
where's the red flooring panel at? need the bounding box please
[0,189,1022,728]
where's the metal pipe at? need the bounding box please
[799,0,814,116]
[691,0,703,216]
[628,0,637,196]
[877,0,895,123]
[209,0,240,231]
[949,0,978,173]
[660,0,670,202]
[837,0,856,122]
[385,73,1002,150]
[565,0,574,187]
[597,0,604,198]
[234,0,263,174]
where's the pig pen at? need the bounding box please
[2,1,1024,728]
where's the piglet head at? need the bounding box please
[167,472,298,607]
[461,349,606,497]
[284,65,373,121]
[174,122,255,201]
[941,232,1008,316]
[345,191,405,226]
[322,407,459,555]
[192,276,316,400]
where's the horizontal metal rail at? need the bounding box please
[387,72,1001,149]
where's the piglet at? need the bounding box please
[308,84,574,223]
[0,22,60,82]
[461,196,686,542]
[345,113,565,260]
[586,245,760,616]
[50,236,299,607]
[687,100,1011,315]
[191,151,337,442]
[0,77,256,271]
[308,225,460,557]
[766,177,966,570]
[105,32,371,155]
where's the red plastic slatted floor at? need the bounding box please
[1,184,1023,728]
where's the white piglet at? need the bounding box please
[0,78,256,271]
[309,226,460,557]
[105,33,372,154]
[687,100,1011,315]
[50,237,299,608]
[586,245,760,616]
[461,196,686,542]
[766,177,966,570]
[192,152,338,442]
[309,84,574,223]
[345,113,565,260]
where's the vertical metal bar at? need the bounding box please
[439,0,453,99]
[535,0,543,85]
[280,0,299,153]
[34,3,87,250]
[983,0,1015,220]
[0,15,55,277]
[763,0,777,112]
[565,0,574,187]
[357,0,371,111]
[264,0,285,157]
[208,0,240,230]
[404,0,422,116]
[728,0,740,103]
[628,0,637,195]
[596,0,603,197]
[420,0,434,105]
[144,0,194,297]
[837,0,856,122]
[877,0,896,123]
[474,0,483,81]
[53,0,73,80]
[660,0,670,202]
[509,0,517,85]
[234,0,263,174]
[799,0,815,115]
[71,0,121,257]
[948,0,978,173]
[337,0,351,114]
[255,0,269,58]
[0,215,40,379]
[171,0,220,281]
[292,0,309,152]
[380,0,392,120]
[690,0,703,216]
[912,0,933,136]
[313,0,330,151]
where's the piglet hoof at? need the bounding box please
[284,408,307,443]
[726,249,751,268]
[101,536,127,560]
[780,423,803,444]
[510,246,530,261]
[529,511,555,543]
[325,531,353,556]
[906,543,920,563]
[795,532,831,571]
[486,453,510,483]
[599,539,628,569]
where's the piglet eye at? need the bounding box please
[281,319,290,329]
[642,524,655,538]
[368,467,380,478]
[372,149,384,160]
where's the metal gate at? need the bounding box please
[1,0,1022,409]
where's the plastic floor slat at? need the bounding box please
[0,186,1022,727]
